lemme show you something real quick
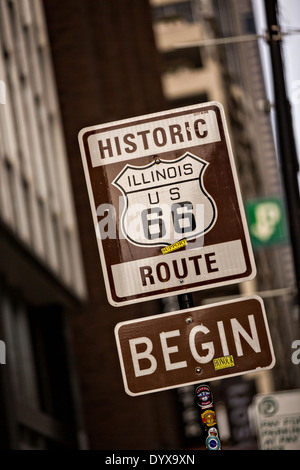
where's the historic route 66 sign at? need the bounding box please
[112,153,217,247]
[78,102,256,306]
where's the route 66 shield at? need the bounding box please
[112,152,217,247]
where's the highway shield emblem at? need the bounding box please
[112,152,217,247]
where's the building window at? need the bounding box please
[167,92,208,109]
[153,1,194,24]
[161,46,203,73]
[0,280,79,449]
[243,13,256,34]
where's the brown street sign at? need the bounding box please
[78,102,256,306]
[114,296,275,396]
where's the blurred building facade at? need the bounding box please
[210,0,300,393]
[0,0,87,449]
[151,0,226,107]
[0,0,299,451]
[150,0,300,447]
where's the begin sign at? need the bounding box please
[114,296,275,396]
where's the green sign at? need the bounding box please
[245,196,289,248]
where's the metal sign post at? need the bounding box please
[264,0,300,307]
[114,294,275,447]
[178,293,221,450]
[80,102,275,451]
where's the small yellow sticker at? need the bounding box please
[161,238,187,254]
[213,355,235,371]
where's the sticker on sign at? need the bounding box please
[114,296,275,396]
[78,102,256,306]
